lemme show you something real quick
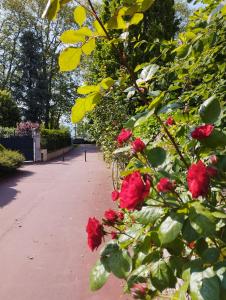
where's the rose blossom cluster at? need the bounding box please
[86,123,218,251]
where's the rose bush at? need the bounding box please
[43,0,226,299]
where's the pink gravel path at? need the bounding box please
[0,145,131,300]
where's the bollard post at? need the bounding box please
[62,150,64,161]
[85,150,87,162]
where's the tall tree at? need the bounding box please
[0,90,20,127]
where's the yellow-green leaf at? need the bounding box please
[77,85,100,95]
[60,0,71,5]
[105,14,127,30]
[100,77,114,90]
[82,38,96,55]
[60,30,85,43]
[59,47,82,71]
[42,0,60,20]
[221,5,226,16]
[74,6,86,26]
[136,0,155,11]
[78,27,94,37]
[130,13,144,25]
[93,20,106,36]
[71,93,100,123]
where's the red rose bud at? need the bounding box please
[210,155,218,165]
[132,138,146,153]
[86,217,104,251]
[207,166,218,177]
[117,128,132,146]
[188,241,196,249]
[157,178,175,193]
[187,160,210,198]
[104,209,118,223]
[165,116,175,126]
[191,124,214,140]
[111,232,117,239]
[117,211,124,220]
[112,190,120,201]
[119,171,151,210]
[131,283,147,298]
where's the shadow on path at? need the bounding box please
[0,170,34,207]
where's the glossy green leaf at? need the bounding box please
[146,147,166,168]
[74,6,86,26]
[150,259,176,291]
[82,38,96,55]
[59,30,85,43]
[200,129,226,148]
[199,96,221,123]
[133,206,164,225]
[159,214,184,245]
[59,47,82,71]
[90,260,110,291]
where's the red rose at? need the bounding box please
[131,283,147,298]
[86,217,104,251]
[187,160,210,198]
[165,116,175,126]
[132,138,146,153]
[112,190,119,201]
[117,128,132,145]
[207,166,218,177]
[117,211,124,220]
[157,178,175,193]
[119,171,151,210]
[104,209,118,223]
[188,241,196,249]
[191,124,214,140]
[111,232,117,239]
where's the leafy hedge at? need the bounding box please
[0,126,16,138]
[0,145,24,172]
[40,128,71,152]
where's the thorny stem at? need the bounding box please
[111,224,134,239]
[155,113,189,169]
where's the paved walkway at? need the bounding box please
[0,145,130,300]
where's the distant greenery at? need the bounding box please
[0,90,20,127]
[40,128,71,152]
[0,144,24,172]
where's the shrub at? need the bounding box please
[0,145,25,172]
[0,126,16,138]
[0,90,20,127]
[40,128,71,152]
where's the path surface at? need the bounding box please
[0,145,130,300]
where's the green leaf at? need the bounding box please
[130,13,144,25]
[148,92,165,110]
[59,47,82,71]
[150,259,176,291]
[159,214,184,245]
[100,77,114,90]
[136,0,155,11]
[71,93,100,123]
[74,6,86,26]
[59,30,85,43]
[201,248,220,264]
[76,27,93,37]
[146,147,166,168]
[200,129,226,148]
[77,85,100,95]
[133,206,164,225]
[101,243,132,279]
[173,44,191,58]
[134,109,155,127]
[105,14,127,30]
[199,96,222,123]
[42,0,60,20]
[82,38,96,55]
[140,64,159,82]
[93,20,107,36]
[90,260,110,291]
[172,281,189,300]
[190,267,220,300]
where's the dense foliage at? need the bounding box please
[0,144,25,172]
[0,90,20,127]
[40,128,71,152]
[43,0,226,299]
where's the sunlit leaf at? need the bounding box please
[90,260,110,291]
[130,13,144,25]
[93,20,107,36]
[59,30,85,43]
[42,0,60,20]
[100,77,114,89]
[59,47,82,71]
[82,38,96,55]
[74,6,86,26]
[77,85,100,95]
